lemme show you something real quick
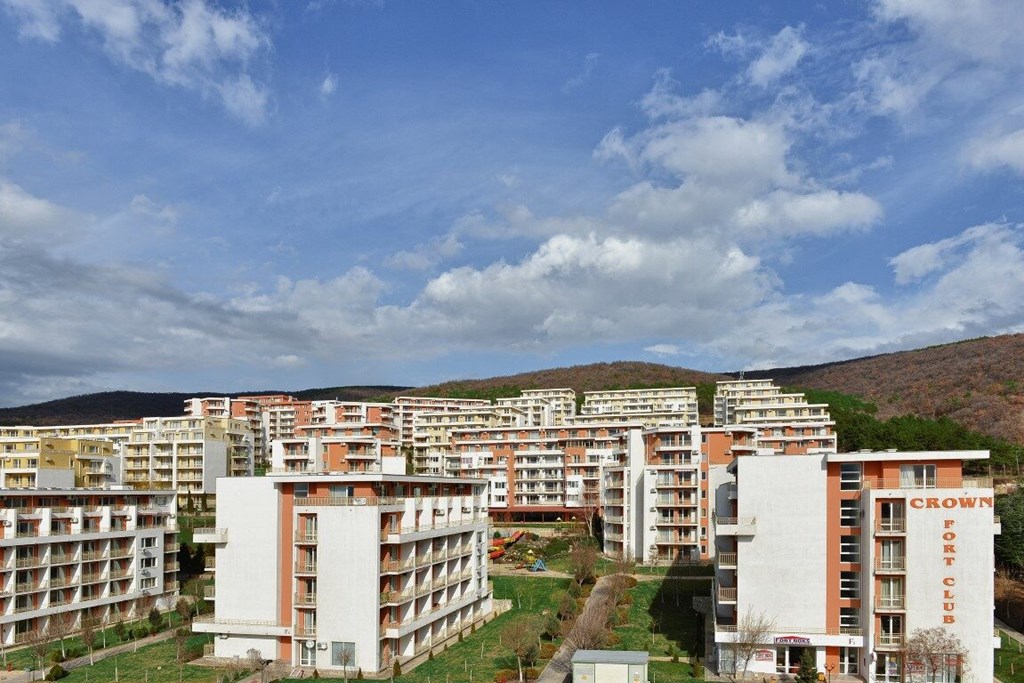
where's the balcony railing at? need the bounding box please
[876,633,905,648]
[294,592,317,606]
[875,557,906,572]
[204,585,216,600]
[294,562,317,575]
[717,552,737,567]
[875,519,907,534]
[294,531,318,544]
[876,595,906,610]
[862,476,992,490]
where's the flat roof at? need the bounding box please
[827,450,989,462]
[571,650,648,665]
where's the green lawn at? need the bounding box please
[996,630,1024,682]
[649,660,703,683]
[60,633,224,683]
[278,576,571,683]
[611,579,710,658]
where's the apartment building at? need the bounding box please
[184,396,265,462]
[393,396,492,449]
[494,388,577,427]
[713,380,837,454]
[121,416,254,509]
[712,450,997,683]
[577,387,699,427]
[0,488,178,647]
[194,473,492,675]
[412,407,523,476]
[0,436,119,489]
[270,404,403,475]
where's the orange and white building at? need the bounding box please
[194,473,492,674]
[0,487,178,647]
[577,387,699,427]
[712,449,997,683]
[185,396,265,462]
[393,396,492,451]
[270,402,403,474]
[713,379,837,454]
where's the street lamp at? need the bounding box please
[824,662,835,683]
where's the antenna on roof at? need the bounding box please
[739,370,745,380]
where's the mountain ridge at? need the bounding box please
[2,335,1022,444]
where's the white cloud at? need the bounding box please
[747,25,809,87]
[320,72,338,97]
[964,128,1024,173]
[1,0,271,125]
[0,180,80,239]
[645,344,681,356]
[562,52,600,94]
[386,233,464,271]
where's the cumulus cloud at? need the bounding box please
[0,180,80,240]
[964,128,1024,173]
[0,0,272,125]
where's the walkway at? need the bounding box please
[536,575,616,683]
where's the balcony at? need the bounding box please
[294,530,318,544]
[192,616,291,637]
[294,625,317,639]
[876,633,905,648]
[862,476,992,490]
[713,515,757,536]
[875,557,906,572]
[875,595,906,610]
[294,592,317,607]
[294,562,318,575]
[875,519,906,535]
[204,585,216,600]
[717,585,737,604]
[717,552,737,568]
[193,528,228,544]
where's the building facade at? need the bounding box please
[194,473,492,675]
[0,488,178,647]
[712,450,997,683]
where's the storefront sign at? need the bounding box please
[755,650,774,661]
[774,636,811,645]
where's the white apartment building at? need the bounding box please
[0,488,178,647]
[194,473,492,675]
[121,416,254,508]
[578,387,699,427]
[184,397,265,461]
[713,380,837,454]
[494,389,577,427]
[0,435,120,489]
[412,407,523,476]
[393,396,492,450]
[712,450,997,683]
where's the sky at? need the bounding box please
[1,0,1023,407]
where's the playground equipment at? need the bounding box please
[528,559,547,572]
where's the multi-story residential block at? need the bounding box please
[0,488,178,647]
[185,396,265,463]
[713,380,837,454]
[494,388,577,427]
[270,404,403,475]
[393,396,492,450]
[712,450,997,683]
[0,437,119,488]
[577,387,699,427]
[412,408,522,476]
[121,416,254,509]
[194,473,492,675]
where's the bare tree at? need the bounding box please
[44,612,74,660]
[501,615,542,682]
[135,594,156,625]
[903,627,968,683]
[731,610,776,680]
[567,604,611,651]
[568,544,598,586]
[340,644,353,683]
[247,647,268,683]
[80,619,97,665]
[25,627,52,681]
[175,597,194,627]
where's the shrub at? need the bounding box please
[113,621,126,642]
[693,657,705,679]
[45,665,67,681]
[471,622,476,633]
[493,531,502,539]
[567,582,582,598]
[393,660,402,677]
[49,651,65,664]
[312,670,320,679]
[357,669,364,679]
[618,592,633,606]
[428,650,434,660]
[539,643,558,659]
[623,576,638,589]
[458,630,463,642]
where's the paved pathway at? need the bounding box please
[536,575,616,683]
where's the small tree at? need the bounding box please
[340,645,353,683]
[48,612,75,660]
[247,647,268,683]
[148,607,162,631]
[731,609,775,680]
[112,620,126,643]
[903,627,968,683]
[568,544,598,586]
[26,627,51,681]
[80,620,97,665]
[501,616,542,682]
[567,605,610,651]
[794,649,818,683]
[175,598,194,626]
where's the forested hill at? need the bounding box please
[0,386,408,426]
[743,334,1024,444]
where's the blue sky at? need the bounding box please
[1,0,1023,406]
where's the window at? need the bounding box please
[329,484,353,498]
[331,642,355,667]
[141,557,157,569]
[839,463,862,490]
[140,577,157,590]
[840,571,859,599]
[900,464,936,488]
[141,537,157,549]
[839,607,859,630]
[839,500,860,527]
[294,483,309,499]
[840,535,860,563]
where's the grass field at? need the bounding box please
[649,660,703,683]
[59,633,224,683]
[611,579,710,658]
[996,630,1024,681]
